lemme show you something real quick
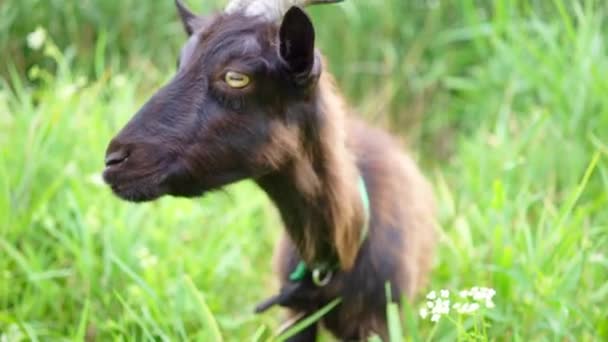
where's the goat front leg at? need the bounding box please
[278,310,318,342]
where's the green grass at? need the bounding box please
[2,0,608,340]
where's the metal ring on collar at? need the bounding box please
[312,268,333,286]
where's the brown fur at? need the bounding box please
[267,73,435,340]
[259,71,366,270]
[102,2,435,340]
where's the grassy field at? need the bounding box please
[2,0,608,340]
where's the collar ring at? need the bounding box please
[312,267,333,286]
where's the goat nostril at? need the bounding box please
[105,150,129,167]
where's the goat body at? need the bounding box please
[103,3,436,340]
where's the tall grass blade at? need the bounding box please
[183,275,224,342]
[275,297,342,341]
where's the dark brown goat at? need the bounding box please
[103,2,436,340]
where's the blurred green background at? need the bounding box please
[1,0,607,340]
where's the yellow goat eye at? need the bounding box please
[224,71,250,88]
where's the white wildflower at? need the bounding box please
[59,84,77,99]
[590,253,605,263]
[420,296,451,323]
[112,74,128,88]
[136,246,158,269]
[64,162,78,176]
[27,27,47,50]
[419,308,428,319]
[88,173,104,187]
[472,287,496,306]
[141,254,158,268]
[420,286,496,322]
[85,212,101,233]
[433,298,450,314]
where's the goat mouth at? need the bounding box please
[108,181,165,202]
[103,168,167,202]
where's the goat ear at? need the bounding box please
[279,7,318,81]
[175,0,202,36]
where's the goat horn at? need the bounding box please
[225,0,343,22]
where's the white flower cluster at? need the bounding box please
[27,27,47,50]
[459,286,496,309]
[419,287,496,323]
[419,289,450,322]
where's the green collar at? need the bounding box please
[289,175,371,282]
